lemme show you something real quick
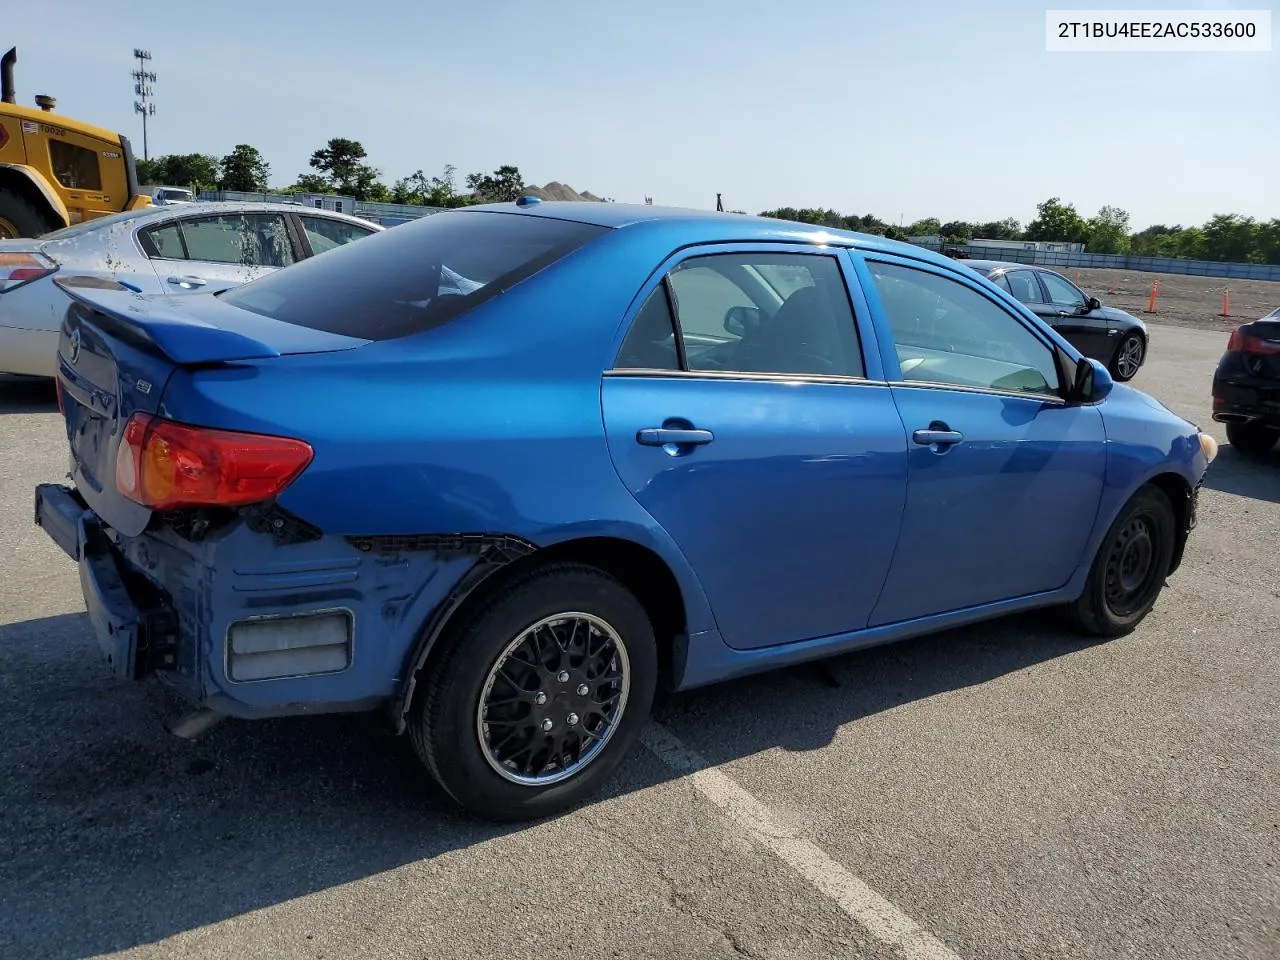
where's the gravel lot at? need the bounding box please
[1,320,1277,960]
[1051,266,1279,336]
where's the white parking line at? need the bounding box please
[640,722,963,960]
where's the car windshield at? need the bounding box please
[220,210,610,340]
[39,207,165,241]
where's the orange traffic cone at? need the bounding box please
[1108,278,1118,295]
[1220,288,1230,317]
[1144,280,1160,314]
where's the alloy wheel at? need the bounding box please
[476,612,631,787]
[1116,336,1145,379]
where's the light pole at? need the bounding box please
[131,49,156,161]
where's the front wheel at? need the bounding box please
[0,193,60,239]
[1110,332,1146,382]
[1067,485,1176,637]
[1225,421,1280,457]
[409,563,657,822]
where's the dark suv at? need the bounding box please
[964,261,1148,381]
[1212,306,1280,456]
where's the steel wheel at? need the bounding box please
[1103,514,1162,617]
[476,612,631,787]
[1112,334,1145,381]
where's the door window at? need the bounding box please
[1005,270,1046,304]
[300,215,376,255]
[615,285,680,370]
[178,214,296,267]
[49,140,102,190]
[141,222,185,260]
[1039,271,1087,309]
[658,253,863,377]
[868,260,1061,397]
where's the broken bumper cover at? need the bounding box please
[34,483,177,681]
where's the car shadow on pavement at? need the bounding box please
[0,606,1091,959]
[1200,446,1280,503]
[0,377,57,414]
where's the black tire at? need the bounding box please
[1109,332,1145,382]
[0,192,60,239]
[1068,485,1176,637]
[1225,421,1279,458]
[409,563,657,822]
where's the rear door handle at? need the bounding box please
[167,275,207,288]
[912,428,964,446]
[637,427,714,446]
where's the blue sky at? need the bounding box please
[7,1,1277,229]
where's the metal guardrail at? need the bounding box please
[916,240,1280,282]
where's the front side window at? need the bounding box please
[49,140,102,190]
[301,215,376,255]
[1040,271,1087,309]
[868,260,1060,397]
[178,213,296,268]
[665,253,863,378]
[221,210,608,340]
[1005,270,1046,304]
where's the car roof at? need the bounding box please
[459,200,970,272]
[142,200,381,227]
[961,259,1030,274]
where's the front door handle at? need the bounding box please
[167,275,207,288]
[912,428,964,446]
[637,427,714,447]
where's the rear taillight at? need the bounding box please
[1227,328,1280,355]
[0,252,57,293]
[115,413,313,511]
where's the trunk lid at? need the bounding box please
[53,277,369,536]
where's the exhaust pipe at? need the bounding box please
[1213,412,1250,424]
[164,708,226,739]
[1,48,15,105]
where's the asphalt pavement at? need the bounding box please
[1,323,1276,960]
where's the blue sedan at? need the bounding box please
[34,200,1217,821]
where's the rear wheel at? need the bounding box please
[1225,421,1279,457]
[1109,332,1145,382]
[1068,485,1175,637]
[0,193,60,240]
[409,563,657,822]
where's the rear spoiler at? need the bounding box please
[54,276,282,365]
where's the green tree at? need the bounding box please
[938,220,974,242]
[906,217,941,236]
[141,153,219,191]
[217,144,271,192]
[1203,214,1259,262]
[466,164,525,203]
[306,138,383,200]
[1024,198,1088,244]
[974,218,1021,240]
[1085,205,1131,254]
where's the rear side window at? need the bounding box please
[221,211,608,340]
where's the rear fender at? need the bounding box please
[0,163,70,227]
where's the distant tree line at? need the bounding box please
[135,138,532,209]
[759,197,1280,265]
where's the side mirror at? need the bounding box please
[1086,296,1102,312]
[724,305,761,338]
[1071,356,1114,404]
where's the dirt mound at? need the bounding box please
[522,181,604,202]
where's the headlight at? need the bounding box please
[1198,432,1219,463]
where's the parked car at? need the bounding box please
[0,201,381,378]
[34,201,1216,821]
[151,186,195,205]
[1212,305,1280,456]
[963,261,1148,381]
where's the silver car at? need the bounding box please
[0,201,381,378]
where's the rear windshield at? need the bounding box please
[220,210,610,340]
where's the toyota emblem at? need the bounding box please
[68,328,81,364]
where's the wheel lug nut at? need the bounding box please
[576,683,589,696]
[566,713,579,726]
[541,718,554,731]
[534,691,547,705]
[557,670,570,683]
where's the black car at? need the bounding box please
[1212,306,1280,456]
[964,261,1148,381]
